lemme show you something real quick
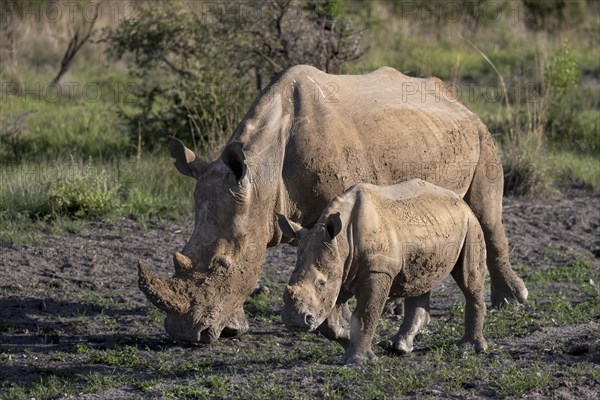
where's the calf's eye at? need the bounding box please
[315,277,326,290]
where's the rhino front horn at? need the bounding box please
[138,260,189,314]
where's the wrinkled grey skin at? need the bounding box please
[137,65,526,345]
[280,179,488,365]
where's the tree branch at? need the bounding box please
[51,7,99,85]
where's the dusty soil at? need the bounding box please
[1,190,599,399]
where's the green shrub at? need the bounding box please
[545,42,580,97]
[523,0,586,31]
[102,0,370,152]
[544,43,599,154]
[102,1,254,152]
[49,177,118,219]
[502,152,546,196]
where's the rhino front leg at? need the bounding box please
[342,272,392,365]
[317,302,351,349]
[380,292,431,355]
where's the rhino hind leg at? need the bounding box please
[383,296,404,317]
[482,220,528,307]
[465,131,528,307]
[380,292,431,355]
[451,218,488,352]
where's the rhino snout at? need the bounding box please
[198,327,221,344]
[282,308,317,332]
[304,313,316,327]
[283,285,321,332]
[164,313,223,345]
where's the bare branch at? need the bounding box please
[51,6,99,85]
[157,53,193,78]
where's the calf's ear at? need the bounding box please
[277,214,305,241]
[169,137,208,179]
[325,212,342,240]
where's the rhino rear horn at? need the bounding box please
[138,260,189,314]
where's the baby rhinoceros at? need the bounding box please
[277,179,488,365]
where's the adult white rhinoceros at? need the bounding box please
[138,65,528,344]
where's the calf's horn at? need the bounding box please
[173,252,193,274]
[138,260,189,314]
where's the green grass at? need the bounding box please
[493,362,553,397]
[0,154,194,244]
[483,258,599,338]
[88,346,141,367]
[0,87,129,161]
[524,257,597,284]
[0,369,132,400]
[245,292,276,321]
[546,148,600,192]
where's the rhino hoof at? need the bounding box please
[378,340,393,350]
[491,281,528,308]
[341,350,377,365]
[456,337,488,352]
[379,339,412,355]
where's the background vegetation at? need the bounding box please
[1,0,598,238]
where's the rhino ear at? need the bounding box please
[277,213,305,242]
[222,142,247,182]
[169,137,207,179]
[325,212,342,241]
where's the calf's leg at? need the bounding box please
[451,219,488,351]
[342,272,391,365]
[380,292,431,355]
[317,302,351,349]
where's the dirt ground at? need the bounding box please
[1,189,599,399]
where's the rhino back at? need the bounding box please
[347,180,470,297]
[276,66,482,226]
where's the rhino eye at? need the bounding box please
[315,277,326,290]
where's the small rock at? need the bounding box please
[60,261,73,270]
[567,344,589,356]
[461,381,478,389]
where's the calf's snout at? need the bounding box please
[282,308,316,332]
[282,284,319,332]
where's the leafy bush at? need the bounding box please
[102,1,253,152]
[545,42,580,97]
[502,139,551,196]
[102,0,370,152]
[543,43,599,154]
[522,0,585,31]
[49,176,119,219]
